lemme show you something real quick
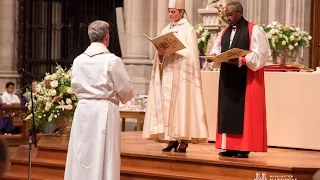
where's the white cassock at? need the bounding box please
[1,91,20,104]
[64,42,133,180]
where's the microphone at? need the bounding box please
[18,68,38,81]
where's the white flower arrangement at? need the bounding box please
[262,21,312,59]
[25,64,77,132]
[195,23,211,55]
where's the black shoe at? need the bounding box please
[162,141,179,152]
[234,151,250,158]
[218,150,236,157]
[176,142,188,153]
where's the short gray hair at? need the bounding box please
[227,1,243,13]
[88,20,110,42]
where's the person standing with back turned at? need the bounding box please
[64,20,133,180]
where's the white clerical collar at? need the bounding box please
[169,18,188,29]
[84,42,110,57]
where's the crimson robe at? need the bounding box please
[211,19,271,152]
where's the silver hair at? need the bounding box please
[88,20,110,43]
[227,1,243,13]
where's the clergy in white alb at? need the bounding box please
[64,20,133,180]
[142,0,209,153]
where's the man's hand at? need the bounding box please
[206,53,217,62]
[227,58,240,65]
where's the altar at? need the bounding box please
[201,71,320,150]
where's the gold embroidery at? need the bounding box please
[181,77,202,89]
[182,69,201,80]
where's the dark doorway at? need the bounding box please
[18,0,123,86]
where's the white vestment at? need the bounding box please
[64,42,133,180]
[142,18,209,143]
[1,91,20,104]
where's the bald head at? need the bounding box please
[88,20,110,43]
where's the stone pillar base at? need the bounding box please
[123,59,153,95]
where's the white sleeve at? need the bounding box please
[208,30,224,69]
[109,57,134,104]
[209,31,223,55]
[13,95,21,104]
[245,25,272,71]
[1,94,9,104]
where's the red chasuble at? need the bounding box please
[215,22,267,152]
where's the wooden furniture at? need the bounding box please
[120,110,145,131]
[0,106,29,145]
[3,131,320,180]
[201,71,320,150]
[310,0,320,69]
[0,106,29,117]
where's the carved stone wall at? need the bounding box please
[0,0,20,95]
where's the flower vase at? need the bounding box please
[277,56,286,65]
[273,53,286,65]
[55,116,73,137]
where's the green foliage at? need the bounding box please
[195,23,211,55]
[25,64,77,132]
[261,21,312,59]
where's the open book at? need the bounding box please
[142,32,186,55]
[200,48,251,62]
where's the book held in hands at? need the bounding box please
[200,48,251,62]
[142,32,186,55]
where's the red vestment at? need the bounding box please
[215,22,267,152]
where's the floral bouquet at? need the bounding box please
[25,64,77,133]
[195,23,211,55]
[261,21,312,61]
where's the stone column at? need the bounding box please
[122,0,153,95]
[156,0,168,36]
[0,0,20,94]
[123,0,150,60]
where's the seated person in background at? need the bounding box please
[0,138,7,177]
[0,82,21,135]
[21,80,38,107]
